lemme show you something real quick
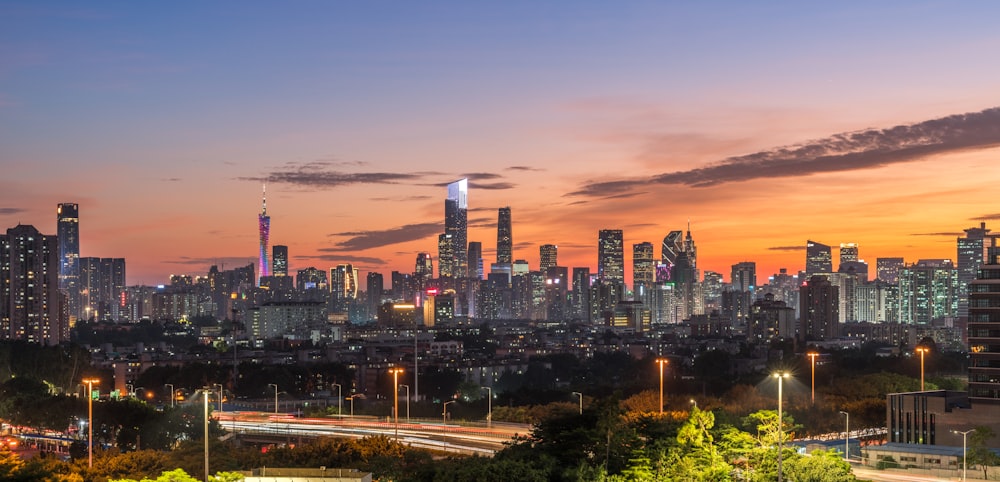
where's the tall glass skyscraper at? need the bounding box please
[445,179,468,277]
[272,245,288,277]
[258,185,271,286]
[598,229,624,283]
[805,240,833,276]
[539,244,558,271]
[632,242,654,292]
[496,207,512,266]
[57,203,80,320]
[958,222,991,318]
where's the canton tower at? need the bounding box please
[258,185,271,286]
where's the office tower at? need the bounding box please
[468,241,483,280]
[56,203,80,320]
[958,222,991,319]
[968,236,1000,402]
[799,275,839,341]
[632,242,654,294]
[876,257,904,285]
[545,266,569,321]
[208,263,255,320]
[840,243,859,266]
[272,245,288,276]
[661,231,684,277]
[731,262,756,293]
[684,223,698,273]
[438,234,454,278]
[366,272,384,321]
[258,185,271,286]
[571,267,592,322]
[702,271,724,310]
[854,280,898,323]
[898,259,958,324]
[805,240,833,276]
[496,207,512,265]
[444,179,468,277]
[415,253,433,280]
[79,257,126,322]
[296,267,328,291]
[598,230,624,283]
[540,244,558,271]
[0,224,64,345]
[331,264,359,300]
[748,294,796,342]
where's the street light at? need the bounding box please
[332,383,342,417]
[389,367,404,440]
[656,358,668,414]
[203,389,210,482]
[482,386,492,428]
[916,346,929,391]
[267,383,279,414]
[772,371,790,482]
[214,384,224,412]
[400,385,411,422]
[572,391,583,414]
[83,378,100,469]
[443,400,455,426]
[839,411,849,461]
[346,395,357,417]
[954,429,974,481]
[807,352,819,404]
[165,383,175,408]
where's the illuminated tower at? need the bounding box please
[661,231,684,279]
[57,203,80,320]
[272,245,288,277]
[839,243,859,266]
[598,229,624,283]
[496,207,512,266]
[958,222,991,319]
[805,240,832,276]
[540,244,558,271]
[0,224,64,345]
[258,185,271,286]
[444,179,468,277]
[632,242,654,293]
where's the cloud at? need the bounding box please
[370,195,433,202]
[972,213,1000,221]
[909,232,963,237]
[165,256,255,266]
[469,181,516,190]
[767,246,806,251]
[241,160,426,189]
[326,222,441,251]
[0,207,27,215]
[297,254,386,265]
[570,107,1000,197]
[508,166,545,172]
[161,177,181,182]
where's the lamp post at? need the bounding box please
[268,383,278,414]
[772,371,790,482]
[656,358,668,414]
[572,391,582,414]
[83,378,100,469]
[389,367,404,440]
[916,346,929,391]
[214,384,224,412]
[807,352,819,404]
[482,386,492,428]
[443,400,455,426]
[204,389,210,482]
[165,383,175,408]
[333,383,342,417]
[400,385,411,422]
[839,411,849,461]
[954,429,974,481]
[346,395,356,417]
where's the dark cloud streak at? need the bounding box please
[325,222,441,251]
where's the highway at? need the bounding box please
[216,412,530,455]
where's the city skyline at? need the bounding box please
[3,2,1000,284]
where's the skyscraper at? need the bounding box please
[56,203,80,321]
[958,222,991,319]
[598,229,624,283]
[661,231,684,278]
[876,257,904,285]
[272,245,288,277]
[968,235,1000,403]
[437,234,454,278]
[805,240,833,276]
[468,241,483,280]
[366,272,384,320]
[898,259,958,324]
[632,242,654,293]
[0,224,64,345]
[799,275,839,341]
[80,257,126,322]
[444,179,468,277]
[496,207,512,266]
[540,244,558,271]
[731,262,757,293]
[839,243,859,266]
[258,185,271,286]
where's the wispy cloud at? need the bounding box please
[570,107,1000,197]
[370,195,433,202]
[508,166,545,172]
[241,160,426,189]
[297,254,386,265]
[768,246,806,251]
[165,256,255,266]
[972,213,1000,221]
[910,232,963,237]
[0,207,27,215]
[326,222,441,251]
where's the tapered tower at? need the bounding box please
[258,185,271,286]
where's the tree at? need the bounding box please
[966,426,1000,480]
[784,449,856,481]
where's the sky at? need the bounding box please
[3,1,1000,286]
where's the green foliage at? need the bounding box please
[967,426,1000,479]
[784,449,856,481]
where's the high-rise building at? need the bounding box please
[444,179,468,277]
[540,244,558,271]
[898,259,958,324]
[437,234,454,278]
[840,243,859,266]
[968,236,1000,403]
[632,242,654,293]
[799,275,839,341]
[258,185,271,286]
[731,262,756,293]
[496,207,512,266]
[0,224,65,345]
[876,257,905,285]
[366,272,384,321]
[272,245,288,277]
[56,203,80,321]
[571,267,592,322]
[661,231,684,279]
[296,267,328,291]
[806,240,833,276]
[598,229,624,283]
[468,241,483,280]
[80,257,126,322]
[958,222,992,319]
